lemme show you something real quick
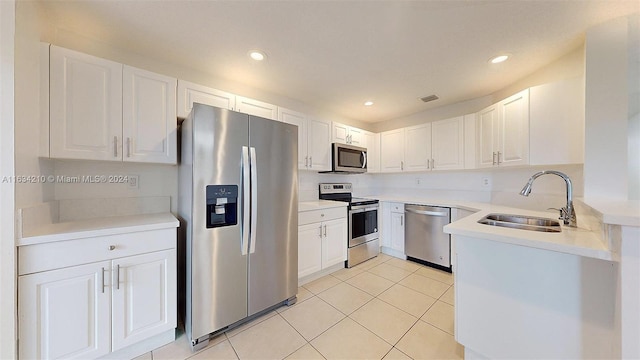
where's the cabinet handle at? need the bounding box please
[114,136,118,157]
[427,158,430,169]
[127,137,132,157]
[101,267,106,293]
[400,215,403,226]
[323,224,327,237]
[401,161,404,171]
[116,264,120,290]
[492,152,497,165]
[319,225,323,238]
[305,156,308,167]
[431,159,435,169]
[108,245,115,251]
[497,151,501,165]
[309,156,312,167]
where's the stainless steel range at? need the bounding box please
[319,183,379,267]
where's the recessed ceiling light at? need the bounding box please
[364,101,374,106]
[489,54,509,64]
[249,50,266,61]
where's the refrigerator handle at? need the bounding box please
[241,146,250,255]
[249,147,258,254]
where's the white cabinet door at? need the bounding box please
[322,218,348,268]
[50,46,123,161]
[308,118,332,171]
[19,261,111,360]
[236,96,278,120]
[123,66,177,164]
[498,89,529,167]
[298,223,323,278]
[529,78,584,165]
[390,212,405,253]
[332,122,349,144]
[477,105,499,168]
[381,129,405,172]
[405,124,431,171]
[380,203,392,248]
[112,250,177,351]
[332,122,365,145]
[177,80,235,118]
[349,127,365,146]
[463,114,477,169]
[432,116,464,170]
[365,132,381,173]
[279,108,308,169]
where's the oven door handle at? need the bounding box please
[349,206,378,214]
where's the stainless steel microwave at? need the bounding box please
[331,143,367,173]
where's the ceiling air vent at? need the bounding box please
[420,95,439,103]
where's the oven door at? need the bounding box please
[349,204,379,247]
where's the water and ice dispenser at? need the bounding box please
[206,185,238,228]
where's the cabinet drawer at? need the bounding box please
[299,207,346,226]
[387,202,404,212]
[19,229,176,275]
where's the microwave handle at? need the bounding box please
[361,151,367,169]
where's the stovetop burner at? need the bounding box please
[318,183,378,207]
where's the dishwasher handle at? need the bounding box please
[405,208,449,217]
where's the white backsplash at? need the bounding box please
[299,164,584,209]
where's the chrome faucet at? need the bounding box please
[519,170,577,227]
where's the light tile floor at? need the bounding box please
[143,254,463,360]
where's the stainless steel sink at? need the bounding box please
[478,213,561,233]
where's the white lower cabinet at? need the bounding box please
[381,202,405,258]
[19,261,112,359]
[298,207,347,280]
[112,250,176,351]
[18,229,177,359]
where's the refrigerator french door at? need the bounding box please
[179,104,298,350]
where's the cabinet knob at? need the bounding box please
[108,245,116,251]
[320,213,324,217]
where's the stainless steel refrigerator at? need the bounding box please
[178,104,298,350]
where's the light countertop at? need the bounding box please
[361,194,612,261]
[18,212,179,246]
[299,200,348,212]
[579,198,640,227]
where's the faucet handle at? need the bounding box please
[547,207,567,221]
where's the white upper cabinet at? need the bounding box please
[364,131,381,173]
[278,108,331,171]
[529,77,584,165]
[332,122,365,146]
[236,96,278,120]
[123,66,177,164]
[50,45,123,161]
[463,113,477,169]
[405,123,432,171]
[380,116,465,173]
[177,80,235,118]
[279,107,308,169]
[477,89,529,168]
[380,128,405,172]
[307,118,332,171]
[49,46,177,164]
[432,116,465,170]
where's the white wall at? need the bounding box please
[14,0,53,208]
[0,0,16,357]
[628,15,640,200]
[584,16,631,199]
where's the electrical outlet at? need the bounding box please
[128,175,139,189]
[415,177,421,185]
[482,177,491,189]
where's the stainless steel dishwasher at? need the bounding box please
[404,204,451,272]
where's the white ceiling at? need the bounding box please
[38,0,639,123]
